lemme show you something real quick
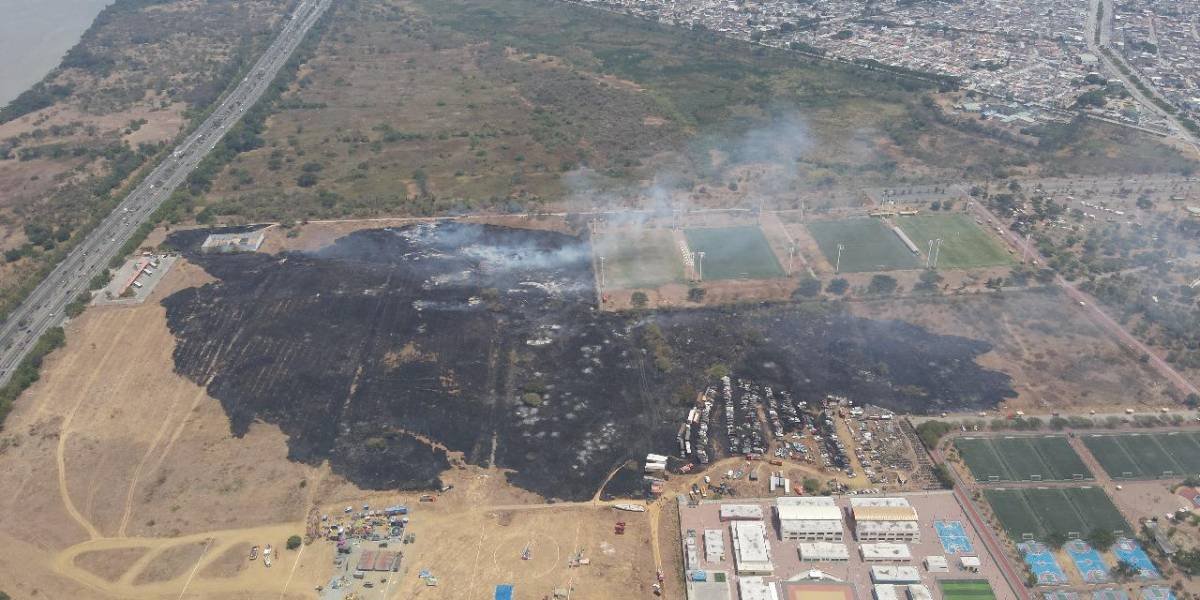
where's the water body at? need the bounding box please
[0,0,113,108]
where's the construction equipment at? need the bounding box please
[521,545,532,561]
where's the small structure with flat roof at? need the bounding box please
[850,498,919,542]
[704,529,726,563]
[776,497,845,541]
[923,556,949,573]
[738,577,780,600]
[959,556,981,572]
[869,566,920,584]
[798,541,850,562]
[906,585,933,600]
[873,584,901,600]
[860,543,911,562]
[721,504,765,522]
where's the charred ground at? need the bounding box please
[162,224,1013,500]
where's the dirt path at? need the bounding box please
[117,385,202,536]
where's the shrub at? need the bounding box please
[286,535,302,550]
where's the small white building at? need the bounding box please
[873,584,901,600]
[960,556,982,572]
[721,504,765,522]
[737,576,779,600]
[924,555,949,573]
[704,530,726,564]
[775,497,845,541]
[907,585,934,600]
[798,541,850,562]
[869,565,921,584]
[860,543,912,562]
[731,521,774,575]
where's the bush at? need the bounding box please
[630,291,648,308]
[793,277,821,298]
[915,420,952,448]
[521,392,544,407]
[826,278,849,295]
[867,274,898,295]
[933,463,955,489]
[286,535,302,550]
[687,287,706,302]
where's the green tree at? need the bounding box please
[1086,528,1116,552]
[687,287,706,302]
[630,291,649,308]
[287,535,302,550]
[793,277,822,298]
[1045,531,1068,549]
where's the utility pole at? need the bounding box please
[598,256,606,290]
[695,251,705,281]
[926,239,935,268]
[788,243,796,275]
[835,243,844,274]
[932,239,943,269]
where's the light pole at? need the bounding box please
[835,243,844,274]
[598,256,606,290]
[695,251,705,281]
[932,239,943,269]
[788,243,797,275]
[926,239,935,269]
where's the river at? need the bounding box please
[0,0,113,108]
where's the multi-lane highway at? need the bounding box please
[0,0,332,385]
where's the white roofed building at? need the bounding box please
[775,497,845,541]
[731,520,774,575]
[860,543,912,562]
[721,504,765,522]
[850,498,920,542]
[798,541,850,562]
[737,577,779,600]
[704,529,726,564]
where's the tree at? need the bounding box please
[826,278,849,295]
[802,478,821,494]
[1045,531,1068,549]
[793,277,821,298]
[687,287,706,302]
[915,420,953,448]
[630,291,648,308]
[1111,559,1139,581]
[296,172,319,187]
[287,535,303,550]
[867,274,898,295]
[1086,528,1116,552]
[933,464,955,489]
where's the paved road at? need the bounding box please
[0,0,332,385]
[965,196,1200,399]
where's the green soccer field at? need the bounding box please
[956,436,1090,482]
[895,214,1013,269]
[804,218,921,272]
[983,485,1129,541]
[1083,433,1200,479]
[939,580,996,600]
[682,226,784,280]
[593,229,686,289]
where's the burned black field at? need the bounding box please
[162,223,1014,500]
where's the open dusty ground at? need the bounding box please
[0,235,673,599]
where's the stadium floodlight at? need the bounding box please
[835,243,844,274]
[598,256,606,289]
[695,251,705,280]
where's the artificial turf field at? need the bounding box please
[683,226,784,280]
[938,580,996,600]
[1082,432,1200,479]
[895,214,1013,269]
[804,218,920,272]
[592,229,685,288]
[983,487,1130,540]
[955,436,1091,482]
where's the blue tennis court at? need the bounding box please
[1140,587,1175,600]
[1066,540,1109,584]
[1114,538,1160,580]
[935,520,974,555]
[1019,541,1068,585]
[1092,590,1130,600]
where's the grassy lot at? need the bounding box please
[984,488,1042,540]
[895,214,1012,269]
[683,226,783,280]
[939,580,996,600]
[1083,433,1200,479]
[1065,487,1131,535]
[805,218,920,272]
[593,229,684,289]
[955,437,1011,481]
[1029,437,1092,480]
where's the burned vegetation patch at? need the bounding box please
[162,223,1013,500]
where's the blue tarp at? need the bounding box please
[495,584,514,600]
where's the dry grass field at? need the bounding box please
[849,290,1169,413]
